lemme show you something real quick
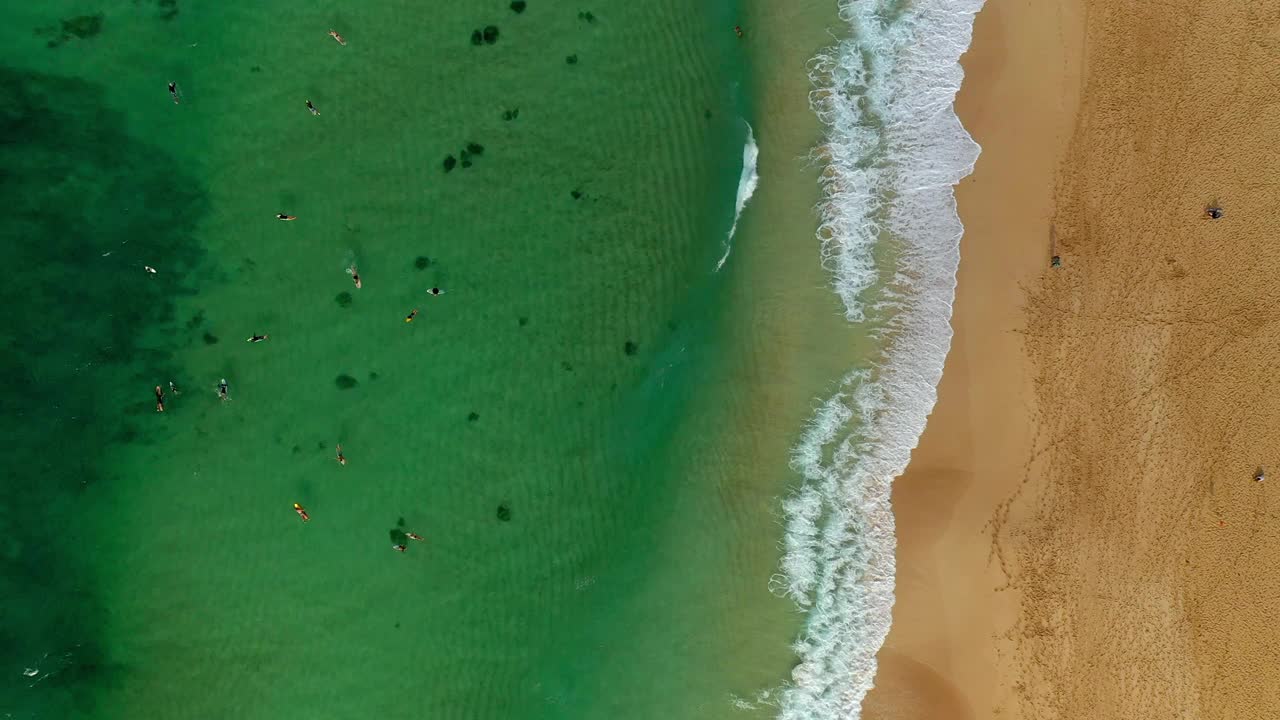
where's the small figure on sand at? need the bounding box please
[406,532,425,542]
[217,378,229,401]
[154,385,165,413]
[1255,467,1266,482]
[276,213,297,221]
[347,265,362,289]
[404,308,419,323]
[168,82,180,104]
[329,30,346,46]
[247,333,269,343]
[293,502,310,522]
[336,444,346,466]
[306,100,320,116]
[427,287,444,297]
[1205,205,1224,220]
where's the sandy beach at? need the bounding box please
[867,0,1280,717]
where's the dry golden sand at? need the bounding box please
[868,0,1280,718]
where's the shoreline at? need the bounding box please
[862,0,1084,717]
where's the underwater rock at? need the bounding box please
[414,255,431,270]
[335,291,353,307]
[468,411,480,422]
[483,25,499,44]
[202,331,219,345]
[518,316,529,327]
[502,108,520,121]
[566,54,578,65]
[496,503,512,522]
[466,142,484,156]
[511,0,527,12]
[624,340,638,356]
[570,189,582,200]
[471,29,483,46]
[369,371,380,380]
[578,11,595,22]
[63,14,104,39]
[460,150,473,169]
[335,373,358,389]
[444,154,457,172]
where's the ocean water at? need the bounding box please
[774,0,985,718]
[0,0,821,718]
[0,0,987,717]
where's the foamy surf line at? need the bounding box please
[715,122,759,272]
[766,1,984,718]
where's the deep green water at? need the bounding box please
[0,1,808,718]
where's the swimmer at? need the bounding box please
[427,287,444,296]
[144,266,157,274]
[347,265,362,289]
[168,381,180,395]
[154,385,165,413]
[306,100,320,116]
[406,532,425,542]
[168,82,180,104]
[217,378,229,401]
[329,30,347,46]
[404,308,419,323]
[293,503,310,522]
[734,25,744,38]
[276,213,297,221]
[393,544,407,552]
[336,444,346,466]
[247,334,269,343]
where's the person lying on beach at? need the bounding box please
[1255,468,1266,482]
[276,213,297,221]
[305,100,319,116]
[217,378,229,401]
[168,82,180,104]
[329,30,346,45]
[154,385,165,412]
[247,334,269,343]
[1206,206,1224,219]
[336,444,346,466]
[348,265,362,289]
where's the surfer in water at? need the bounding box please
[217,378,229,401]
[168,82,180,104]
[154,385,165,413]
[276,213,297,221]
[329,30,346,45]
[404,308,419,323]
[306,100,320,116]
[348,265,362,289]
[247,334,269,343]
[168,381,180,396]
[293,503,310,522]
[406,532,425,542]
[392,543,407,552]
[336,444,346,466]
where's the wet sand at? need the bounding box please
[869,0,1280,717]
[862,0,1083,717]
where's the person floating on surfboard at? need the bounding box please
[406,532,425,542]
[329,30,346,46]
[336,444,346,466]
[293,503,310,522]
[154,385,165,413]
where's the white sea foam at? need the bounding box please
[773,1,984,718]
[716,122,759,272]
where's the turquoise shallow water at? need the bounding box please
[0,1,817,718]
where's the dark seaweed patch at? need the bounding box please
[335,291,353,307]
[496,503,512,522]
[202,331,219,345]
[37,14,104,48]
[468,411,480,422]
[414,256,431,270]
[335,373,359,389]
[566,54,578,65]
[483,26,499,44]
[624,340,638,356]
[443,154,457,172]
[471,30,484,46]
[511,1,527,12]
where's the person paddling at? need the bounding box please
[306,100,320,116]
[276,213,297,221]
[336,444,346,466]
[329,30,347,45]
[247,334,269,343]
[154,385,166,412]
[405,308,419,323]
[348,265,362,289]
[293,503,310,522]
[217,378,229,401]
[168,82,180,104]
